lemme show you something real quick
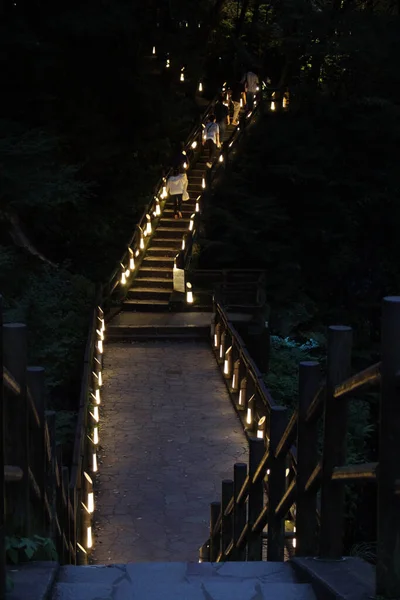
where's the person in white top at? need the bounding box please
[242,71,259,110]
[203,114,220,168]
[166,167,189,219]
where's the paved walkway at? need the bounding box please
[92,339,248,564]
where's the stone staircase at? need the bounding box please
[52,561,317,600]
[122,124,236,312]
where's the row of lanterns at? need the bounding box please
[76,309,105,556]
[152,47,204,91]
[213,319,297,548]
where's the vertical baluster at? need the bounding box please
[45,411,57,539]
[267,406,288,561]
[319,326,352,559]
[3,323,30,535]
[27,366,46,532]
[221,479,234,559]
[377,297,400,598]
[0,298,5,598]
[232,463,247,561]
[210,501,221,562]
[295,361,320,556]
[247,438,265,560]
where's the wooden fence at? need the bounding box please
[202,296,400,598]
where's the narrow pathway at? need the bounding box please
[92,339,248,563]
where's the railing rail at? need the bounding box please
[202,296,400,598]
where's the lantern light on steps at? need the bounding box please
[219,154,224,163]
[97,339,103,354]
[186,282,193,304]
[191,141,197,149]
[129,248,135,270]
[92,453,98,473]
[120,265,126,285]
[195,195,200,213]
[181,238,185,251]
[155,199,161,216]
[271,101,276,111]
[198,81,203,92]
[96,328,104,342]
[183,161,188,169]
[90,406,99,423]
[202,177,205,189]
[93,426,99,445]
[293,527,297,548]
[257,416,266,439]
[145,214,152,236]
[189,214,195,231]
[152,46,156,55]
[86,527,93,549]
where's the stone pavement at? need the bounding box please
[91,340,248,564]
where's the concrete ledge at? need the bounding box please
[7,561,59,600]
[291,557,375,600]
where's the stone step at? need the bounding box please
[155,227,188,239]
[141,255,175,268]
[126,286,172,301]
[134,276,174,288]
[53,563,317,600]
[122,298,170,311]
[138,265,173,279]
[149,237,181,248]
[146,246,179,257]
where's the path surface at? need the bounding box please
[92,339,248,564]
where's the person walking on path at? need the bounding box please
[166,167,188,219]
[203,114,220,168]
[214,93,230,141]
[242,70,259,110]
[231,80,246,126]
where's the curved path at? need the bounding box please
[92,338,248,563]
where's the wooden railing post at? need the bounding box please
[296,361,320,556]
[267,406,288,561]
[319,325,352,559]
[232,462,247,560]
[210,501,221,562]
[62,467,71,564]
[55,445,64,563]
[0,298,5,600]
[45,411,57,539]
[27,366,46,532]
[247,437,265,560]
[3,323,30,535]
[377,297,400,598]
[221,479,234,558]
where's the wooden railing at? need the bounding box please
[0,296,81,596]
[202,296,400,598]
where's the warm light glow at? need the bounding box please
[186,282,193,304]
[239,389,243,406]
[247,112,252,119]
[293,526,297,548]
[93,427,99,445]
[229,141,233,147]
[96,328,104,341]
[267,469,270,475]
[271,101,276,111]
[135,249,139,257]
[161,185,167,199]
[219,154,223,163]
[202,177,205,189]
[189,217,194,231]
[183,161,188,169]
[88,492,94,513]
[180,72,185,82]
[246,407,252,425]
[155,201,161,216]
[77,543,87,554]
[152,46,156,55]
[257,416,266,439]
[191,141,197,149]
[94,388,101,405]
[214,334,218,348]
[286,468,290,477]
[87,527,93,549]
[92,453,98,473]
[125,269,130,278]
[219,343,224,360]
[232,373,236,390]
[121,271,126,285]
[256,86,260,92]
[146,215,152,236]
[283,96,288,108]
[140,236,144,250]
[130,256,135,270]
[98,371,103,387]
[166,59,170,68]
[195,200,200,213]
[93,406,99,422]
[97,340,103,354]
[198,81,203,92]
[240,98,243,107]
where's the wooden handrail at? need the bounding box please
[333,362,381,398]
